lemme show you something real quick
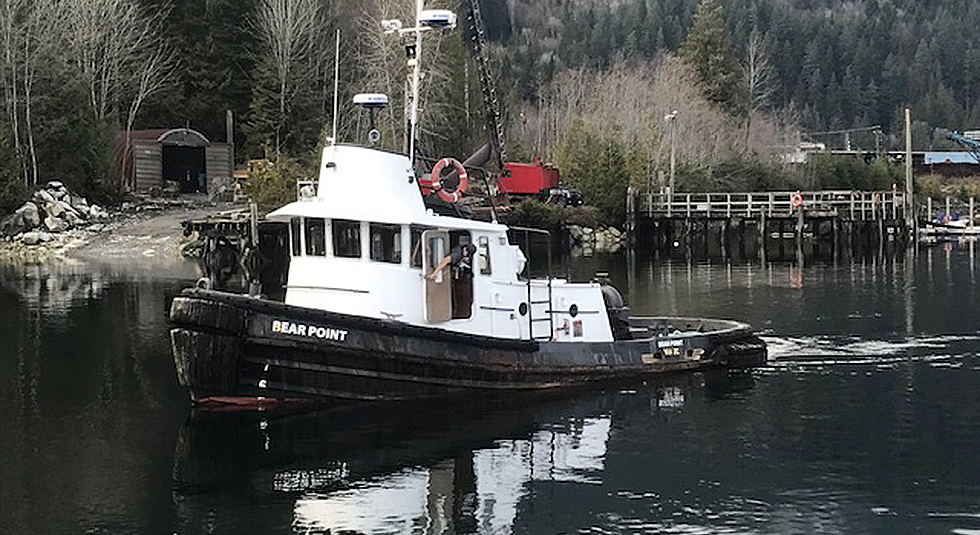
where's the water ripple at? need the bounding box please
[761,334,980,370]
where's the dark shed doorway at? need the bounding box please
[159,129,211,193]
[163,145,206,193]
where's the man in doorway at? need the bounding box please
[427,241,476,318]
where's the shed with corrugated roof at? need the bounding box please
[116,128,232,194]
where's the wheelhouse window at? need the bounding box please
[304,218,326,256]
[370,223,402,264]
[332,219,361,258]
[290,217,302,256]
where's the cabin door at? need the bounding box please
[422,229,452,323]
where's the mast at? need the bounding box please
[383,4,456,168]
[408,0,424,168]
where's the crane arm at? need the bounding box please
[464,0,507,172]
[947,132,980,163]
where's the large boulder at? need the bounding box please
[57,200,79,219]
[33,188,54,204]
[43,215,66,232]
[70,195,89,217]
[72,204,90,219]
[1,212,25,235]
[20,231,43,245]
[50,187,68,201]
[46,199,65,218]
[63,211,82,227]
[89,204,108,219]
[17,202,40,228]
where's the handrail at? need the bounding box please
[509,226,554,341]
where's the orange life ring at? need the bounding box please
[431,157,467,203]
[790,193,803,208]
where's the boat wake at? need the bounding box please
[760,333,980,369]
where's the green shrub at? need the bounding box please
[508,199,565,230]
[916,174,943,198]
[555,120,629,225]
[804,154,902,190]
[242,155,313,213]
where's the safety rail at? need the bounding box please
[635,189,908,221]
[509,226,554,341]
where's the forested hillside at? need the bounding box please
[0,0,976,215]
[497,0,980,149]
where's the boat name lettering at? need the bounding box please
[271,319,349,342]
[657,339,685,348]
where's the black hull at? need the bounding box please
[169,289,767,402]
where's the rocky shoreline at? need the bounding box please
[0,184,226,266]
[1,180,111,243]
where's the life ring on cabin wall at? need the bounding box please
[431,157,468,203]
[790,192,803,208]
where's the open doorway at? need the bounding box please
[163,145,206,193]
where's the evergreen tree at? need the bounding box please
[679,0,745,116]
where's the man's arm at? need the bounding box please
[427,254,452,280]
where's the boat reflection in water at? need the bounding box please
[172,371,752,534]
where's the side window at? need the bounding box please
[304,218,326,256]
[410,225,430,268]
[370,223,401,264]
[478,235,491,274]
[333,219,361,258]
[427,235,446,274]
[290,217,302,256]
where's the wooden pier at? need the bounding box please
[626,189,912,259]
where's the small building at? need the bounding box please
[922,151,980,178]
[115,128,233,195]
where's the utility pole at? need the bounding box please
[665,110,677,201]
[905,108,913,231]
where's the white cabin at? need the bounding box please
[267,144,613,343]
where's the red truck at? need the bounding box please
[499,159,582,205]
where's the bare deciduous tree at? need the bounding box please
[60,0,174,123]
[0,0,57,186]
[352,0,411,150]
[522,54,798,192]
[0,0,176,188]
[743,28,778,143]
[352,0,457,155]
[250,0,326,156]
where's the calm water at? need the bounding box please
[3,244,980,534]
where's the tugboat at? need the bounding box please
[168,6,766,405]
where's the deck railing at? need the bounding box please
[634,189,908,220]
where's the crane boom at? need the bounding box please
[947,131,980,163]
[464,0,507,172]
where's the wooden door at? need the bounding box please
[422,230,451,323]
